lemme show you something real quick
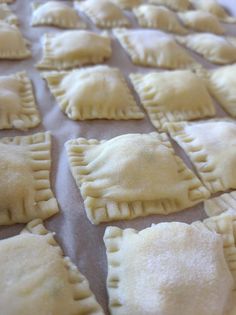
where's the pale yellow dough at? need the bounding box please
[0,0,15,3]
[104,221,234,315]
[0,219,104,315]
[114,28,198,69]
[0,71,40,130]
[31,1,86,29]
[167,120,236,193]
[177,33,236,65]
[191,0,236,23]
[78,0,130,28]
[130,70,215,130]
[204,191,236,217]
[65,132,210,224]
[0,21,31,59]
[37,30,111,70]
[0,132,59,225]
[110,0,142,9]
[207,64,236,117]
[133,5,187,34]
[0,4,18,25]
[148,0,190,11]
[43,66,144,120]
[178,10,225,35]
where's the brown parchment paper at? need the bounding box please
[0,1,236,313]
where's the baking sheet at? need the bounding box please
[1,1,236,313]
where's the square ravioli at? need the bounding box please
[104,220,234,315]
[178,10,225,35]
[37,30,111,70]
[204,191,236,218]
[31,1,86,29]
[207,64,236,117]
[148,0,190,11]
[130,70,215,130]
[191,0,236,23]
[167,120,236,194]
[65,132,210,224]
[78,0,130,28]
[0,219,104,315]
[43,65,144,120]
[176,33,236,65]
[0,21,31,59]
[0,132,59,225]
[110,0,142,9]
[114,29,199,69]
[133,4,187,34]
[0,71,41,130]
[0,4,18,25]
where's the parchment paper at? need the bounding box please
[0,1,236,313]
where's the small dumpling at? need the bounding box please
[0,71,40,130]
[177,33,236,64]
[31,1,86,29]
[207,64,236,117]
[43,65,144,120]
[191,0,236,23]
[110,0,142,9]
[0,21,31,59]
[66,132,210,224]
[148,0,190,11]
[0,132,59,225]
[37,30,112,70]
[178,10,225,35]
[0,4,18,25]
[79,0,130,28]
[0,219,105,315]
[133,5,187,34]
[167,120,236,193]
[104,222,234,315]
[114,28,198,69]
[130,70,215,130]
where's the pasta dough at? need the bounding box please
[207,64,236,117]
[65,132,210,224]
[37,30,112,70]
[31,1,86,29]
[78,0,130,28]
[0,4,18,25]
[177,33,236,65]
[114,29,198,69]
[133,5,187,34]
[104,221,234,315]
[130,70,215,130]
[178,10,225,35]
[110,0,142,9]
[191,0,236,23]
[167,120,236,193]
[0,132,59,225]
[0,21,31,59]
[0,71,40,130]
[148,0,190,11]
[43,66,144,120]
[0,219,105,315]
